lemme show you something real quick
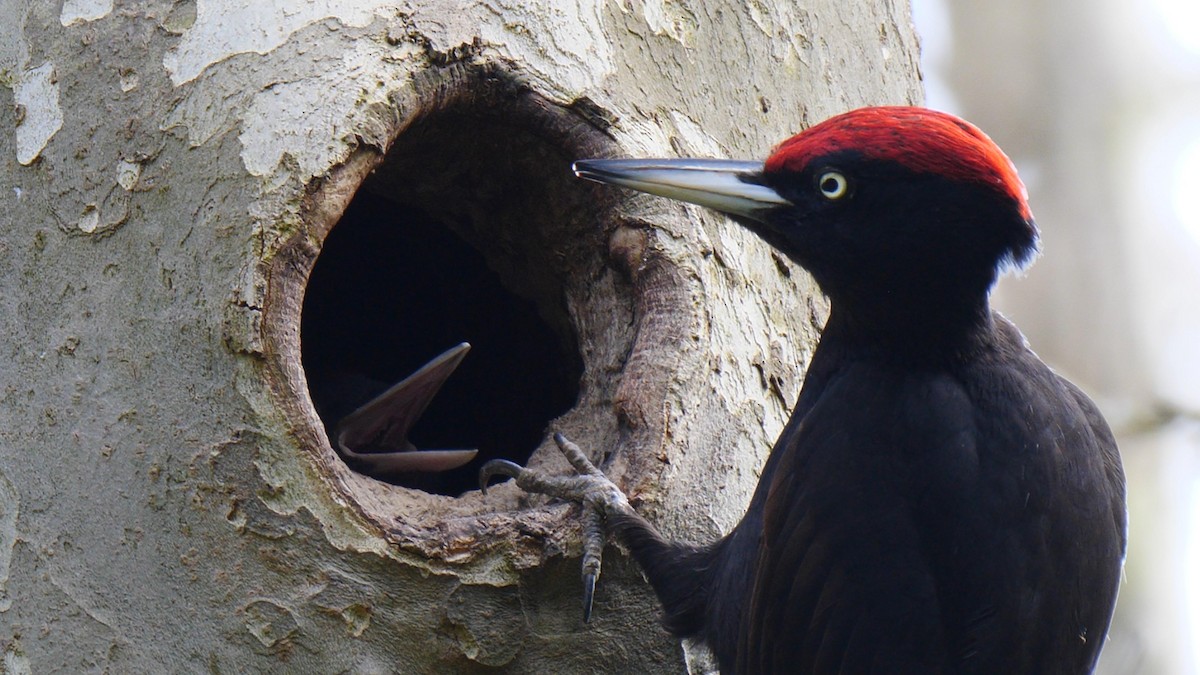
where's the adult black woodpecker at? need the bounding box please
[481,106,1127,673]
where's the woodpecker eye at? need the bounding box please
[817,171,849,200]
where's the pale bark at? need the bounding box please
[0,1,921,671]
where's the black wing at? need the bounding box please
[733,318,1125,674]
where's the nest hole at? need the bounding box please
[301,130,586,496]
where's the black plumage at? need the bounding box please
[483,107,1126,673]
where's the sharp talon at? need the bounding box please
[478,458,524,494]
[580,505,604,623]
[553,432,604,477]
[483,433,615,622]
[582,571,597,623]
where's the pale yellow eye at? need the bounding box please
[817,171,849,200]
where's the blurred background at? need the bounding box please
[911,0,1200,672]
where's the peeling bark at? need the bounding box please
[0,1,921,671]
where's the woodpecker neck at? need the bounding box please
[821,285,994,364]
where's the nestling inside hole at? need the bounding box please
[301,193,582,496]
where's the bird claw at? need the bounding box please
[479,432,627,623]
[582,569,598,624]
[477,458,524,495]
[580,506,605,622]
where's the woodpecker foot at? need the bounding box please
[479,432,628,623]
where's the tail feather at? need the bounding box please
[608,510,712,637]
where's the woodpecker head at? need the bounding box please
[575,107,1038,315]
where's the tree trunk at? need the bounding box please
[0,2,921,671]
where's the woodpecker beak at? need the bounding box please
[573,158,790,221]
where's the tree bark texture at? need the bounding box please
[0,1,921,671]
